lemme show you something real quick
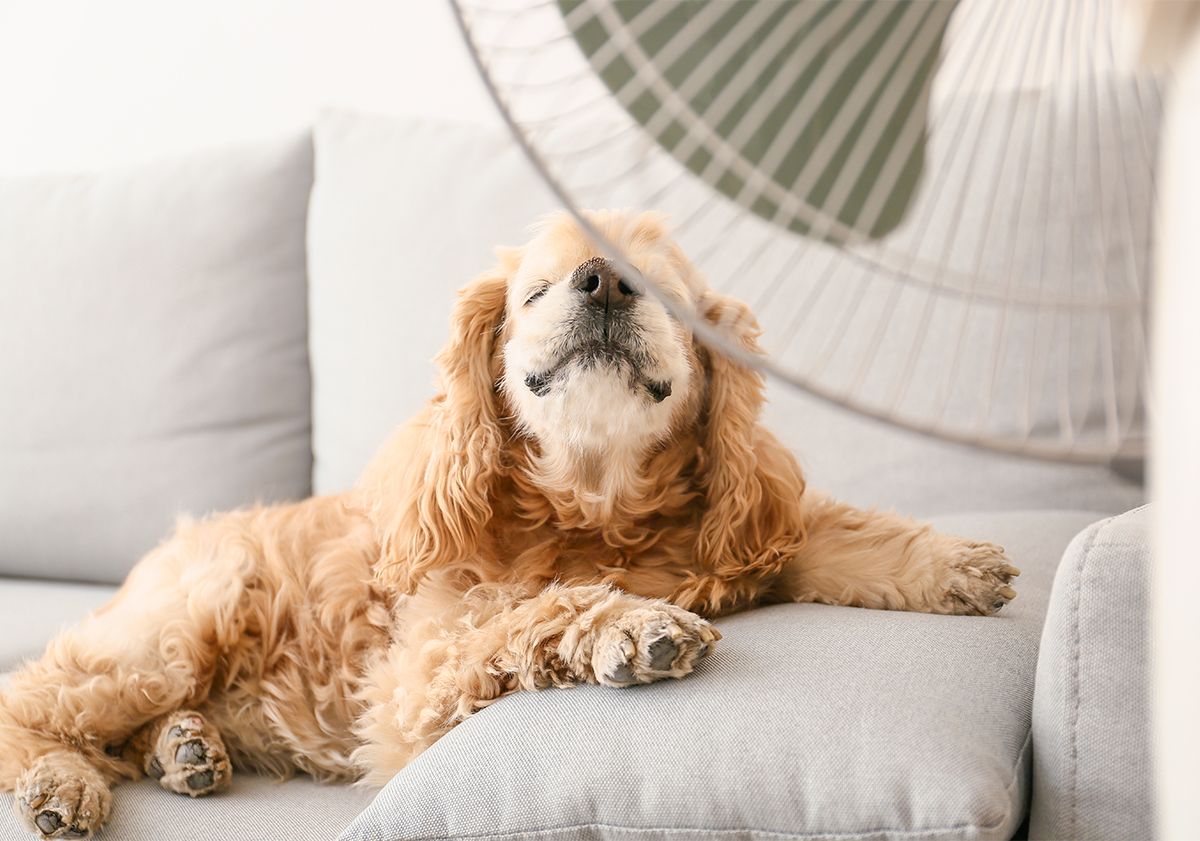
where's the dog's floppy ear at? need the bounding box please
[691,293,807,609]
[359,251,517,593]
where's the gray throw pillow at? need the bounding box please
[0,136,314,584]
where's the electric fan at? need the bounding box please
[451,0,1162,462]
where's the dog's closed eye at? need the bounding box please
[524,285,549,307]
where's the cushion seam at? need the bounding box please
[1092,504,1148,544]
[406,823,990,840]
[1067,521,1102,839]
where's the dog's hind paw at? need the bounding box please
[15,754,110,839]
[145,710,231,797]
[592,604,720,687]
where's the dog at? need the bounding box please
[0,210,1018,838]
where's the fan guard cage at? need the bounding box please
[451,0,1162,463]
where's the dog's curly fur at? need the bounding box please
[0,210,1019,838]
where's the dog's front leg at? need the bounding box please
[777,495,1020,616]
[352,583,718,781]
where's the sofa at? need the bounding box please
[0,110,1152,840]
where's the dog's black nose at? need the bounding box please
[570,257,637,309]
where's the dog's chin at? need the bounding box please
[514,360,679,458]
[522,344,672,405]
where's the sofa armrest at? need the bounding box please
[1029,505,1152,839]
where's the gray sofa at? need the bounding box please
[0,112,1151,840]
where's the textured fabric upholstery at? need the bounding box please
[340,510,1101,841]
[1029,505,1153,840]
[760,387,1144,519]
[0,578,117,671]
[0,136,315,584]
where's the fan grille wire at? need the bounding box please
[451,0,1162,463]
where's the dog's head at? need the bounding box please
[365,210,801,595]
[500,210,707,466]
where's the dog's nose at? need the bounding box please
[570,257,637,309]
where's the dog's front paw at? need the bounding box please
[145,710,231,797]
[939,541,1020,615]
[592,605,720,687]
[15,755,110,839]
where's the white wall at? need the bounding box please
[1149,8,1200,836]
[0,0,1131,177]
[0,0,503,174]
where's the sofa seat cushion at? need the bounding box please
[341,510,1104,841]
[0,775,377,841]
[0,577,117,671]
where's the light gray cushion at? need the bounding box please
[307,110,556,494]
[1029,505,1153,840]
[0,774,377,841]
[0,137,314,584]
[0,578,117,671]
[761,385,1145,519]
[342,509,1102,841]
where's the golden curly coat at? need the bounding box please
[0,211,1019,838]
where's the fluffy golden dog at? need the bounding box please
[0,210,1018,838]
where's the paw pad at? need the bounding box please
[175,739,207,765]
[186,770,214,791]
[605,661,635,684]
[33,811,60,835]
[647,636,678,671]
